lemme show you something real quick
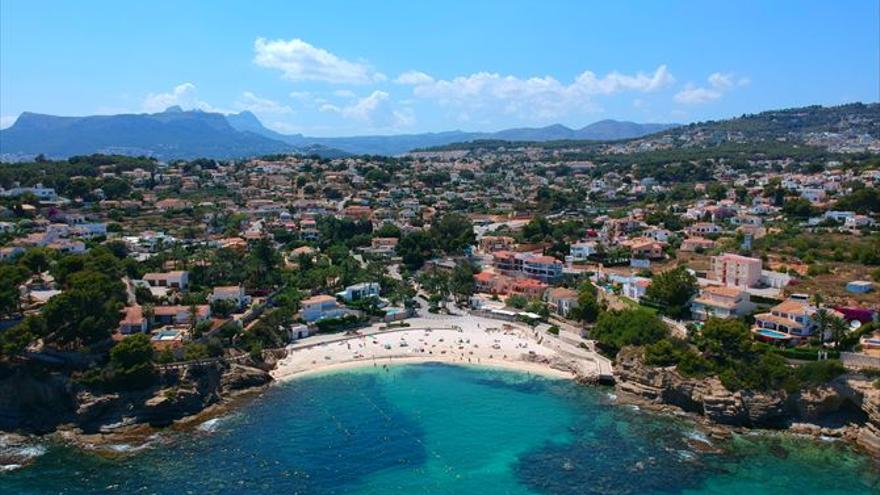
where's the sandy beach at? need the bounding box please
[271,323,578,382]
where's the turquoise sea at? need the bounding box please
[2,363,878,494]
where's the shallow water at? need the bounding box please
[2,363,878,494]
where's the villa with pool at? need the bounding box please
[752,296,845,345]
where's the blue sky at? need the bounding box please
[1,0,878,136]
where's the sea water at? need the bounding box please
[1,363,878,494]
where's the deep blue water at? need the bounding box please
[2,363,878,494]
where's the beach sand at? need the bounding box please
[272,326,575,381]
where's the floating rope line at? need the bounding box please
[353,387,460,479]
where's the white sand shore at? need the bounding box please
[271,326,576,382]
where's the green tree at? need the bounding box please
[696,317,753,362]
[0,264,28,317]
[570,281,601,323]
[429,214,475,254]
[398,231,435,270]
[835,187,880,213]
[18,248,51,274]
[506,294,528,309]
[449,263,476,305]
[643,266,698,318]
[782,197,817,218]
[107,333,156,389]
[590,309,668,355]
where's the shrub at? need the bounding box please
[643,339,681,367]
[676,351,713,377]
[591,309,668,356]
[795,360,845,388]
[547,326,560,335]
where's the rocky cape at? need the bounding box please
[614,346,880,457]
[0,355,275,456]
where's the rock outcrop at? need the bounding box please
[0,359,272,436]
[614,346,880,457]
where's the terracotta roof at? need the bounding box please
[302,294,337,304]
[755,312,804,329]
[702,286,744,298]
[120,306,145,325]
[547,287,578,299]
[773,299,809,315]
[693,297,737,310]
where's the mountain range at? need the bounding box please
[0,107,678,160]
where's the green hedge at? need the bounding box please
[769,346,840,361]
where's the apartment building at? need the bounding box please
[709,253,762,289]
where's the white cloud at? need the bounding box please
[253,37,381,84]
[675,72,749,105]
[395,70,434,85]
[235,91,293,115]
[289,91,314,100]
[674,85,723,104]
[321,90,387,120]
[142,82,223,113]
[333,89,356,98]
[321,90,414,129]
[403,65,673,119]
[0,115,18,129]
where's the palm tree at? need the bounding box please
[829,316,849,349]
[813,307,830,346]
[142,303,155,331]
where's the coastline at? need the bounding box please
[272,355,576,381]
[270,325,581,383]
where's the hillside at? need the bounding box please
[228,114,677,155]
[420,103,880,154]
[1,107,677,159]
[0,108,304,161]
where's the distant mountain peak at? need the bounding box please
[163,105,184,113]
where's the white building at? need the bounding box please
[569,241,599,261]
[208,285,251,310]
[301,295,343,322]
[336,282,380,302]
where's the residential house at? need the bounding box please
[479,235,515,253]
[208,286,251,310]
[301,295,343,322]
[152,305,211,326]
[143,271,189,290]
[569,240,599,261]
[622,277,651,301]
[690,286,756,320]
[624,238,665,260]
[509,278,549,300]
[686,222,722,236]
[337,282,380,302]
[545,287,578,317]
[752,297,844,341]
[370,237,399,253]
[521,255,563,283]
[119,305,148,334]
[680,237,716,252]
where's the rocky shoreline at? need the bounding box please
[613,346,880,459]
[0,355,275,468]
[4,347,880,471]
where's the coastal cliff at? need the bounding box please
[0,359,272,436]
[614,347,880,457]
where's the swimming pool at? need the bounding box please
[754,328,791,340]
